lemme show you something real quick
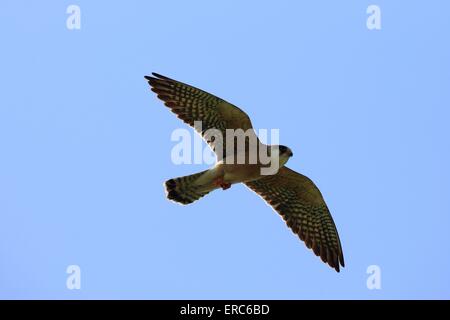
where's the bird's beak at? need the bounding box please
[289,151,293,157]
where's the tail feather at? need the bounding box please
[165,170,213,205]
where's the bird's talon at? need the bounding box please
[214,177,231,190]
[220,183,231,190]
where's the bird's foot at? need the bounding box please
[221,182,231,190]
[214,177,231,190]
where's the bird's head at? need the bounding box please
[270,145,293,168]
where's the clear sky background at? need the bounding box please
[1,1,449,299]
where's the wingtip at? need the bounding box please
[326,248,344,272]
[330,259,340,272]
[334,254,345,272]
[339,252,345,268]
[144,73,164,80]
[151,72,171,80]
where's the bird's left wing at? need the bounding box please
[145,73,256,160]
[245,166,345,272]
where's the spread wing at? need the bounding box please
[245,166,345,272]
[145,73,256,160]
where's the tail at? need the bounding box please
[164,170,215,205]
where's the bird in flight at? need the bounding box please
[144,73,345,272]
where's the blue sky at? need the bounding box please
[0,1,449,299]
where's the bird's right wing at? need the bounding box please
[145,73,257,160]
[245,166,345,272]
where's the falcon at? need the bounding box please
[145,73,345,272]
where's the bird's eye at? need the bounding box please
[279,146,287,153]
